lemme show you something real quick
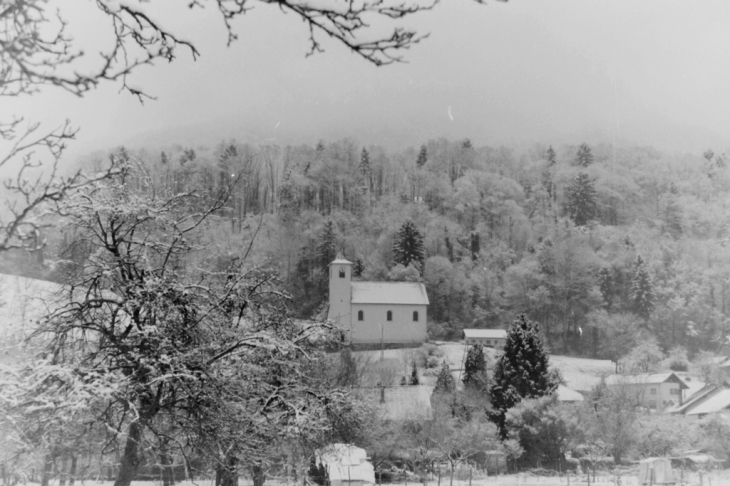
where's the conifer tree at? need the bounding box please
[566,172,597,226]
[630,256,655,320]
[462,344,488,391]
[353,258,364,278]
[546,146,557,166]
[598,267,614,310]
[318,220,337,270]
[359,148,372,178]
[409,360,420,385]
[416,145,428,168]
[576,143,594,167]
[433,362,455,394]
[393,219,425,269]
[488,315,557,438]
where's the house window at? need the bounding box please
[413,311,419,322]
[339,268,345,278]
[670,388,679,395]
[358,310,364,321]
[650,388,657,395]
[386,310,392,321]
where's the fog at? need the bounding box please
[5,0,730,163]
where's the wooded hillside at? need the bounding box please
[9,140,730,359]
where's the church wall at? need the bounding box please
[350,303,427,343]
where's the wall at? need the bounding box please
[350,303,427,343]
[327,263,351,328]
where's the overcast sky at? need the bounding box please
[6,0,730,163]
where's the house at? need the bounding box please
[462,329,507,348]
[327,257,428,345]
[604,373,688,410]
[556,385,584,403]
[670,380,730,419]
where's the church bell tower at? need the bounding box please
[327,255,352,333]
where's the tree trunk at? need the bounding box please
[161,449,174,486]
[69,456,77,486]
[251,465,266,486]
[40,454,53,486]
[216,455,238,486]
[113,420,143,486]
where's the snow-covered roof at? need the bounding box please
[463,329,507,339]
[686,389,730,415]
[556,385,584,402]
[605,372,688,389]
[330,258,353,266]
[351,282,429,306]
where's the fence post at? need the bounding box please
[469,467,472,486]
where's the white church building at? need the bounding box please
[327,257,429,344]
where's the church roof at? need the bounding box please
[329,258,352,265]
[351,282,429,305]
[463,329,507,339]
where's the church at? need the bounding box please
[327,257,429,345]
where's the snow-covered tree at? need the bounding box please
[576,143,594,167]
[416,145,428,168]
[489,315,558,439]
[393,219,425,269]
[630,256,655,320]
[0,157,362,486]
[433,362,455,394]
[462,344,488,392]
[566,172,597,227]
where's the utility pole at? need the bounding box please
[381,322,384,361]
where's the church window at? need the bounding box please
[339,268,345,278]
[387,310,392,321]
[413,311,419,322]
[358,310,364,321]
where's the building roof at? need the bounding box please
[318,444,375,483]
[605,372,689,389]
[330,258,353,266]
[463,329,507,339]
[351,282,429,305]
[556,385,584,402]
[686,389,730,415]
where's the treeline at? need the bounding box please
[35,139,730,358]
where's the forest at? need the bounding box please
[6,138,730,362]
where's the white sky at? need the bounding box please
[5,0,730,163]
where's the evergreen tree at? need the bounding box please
[488,315,557,438]
[393,219,425,269]
[433,362,455,394]
[353,258,364,278]
[462,344,488,391]
[576,143,594,167]
[416,144,428,168]
[318,220,338,270]
[546,146,556,166]
[598,267,614,310]
[566,172,597,226]
[470,231,480,261]
[160,151,168,164]
[630,256,655,320]
[359,148,372,179]
[409,360,420,385]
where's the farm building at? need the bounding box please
[327,257,429,345]
[670,381,730,419]
[462,329,507,348]
[604,373,688,411]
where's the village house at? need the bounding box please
[327,257,429,345]
[604,372,688,410]
[462,328,507,348]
